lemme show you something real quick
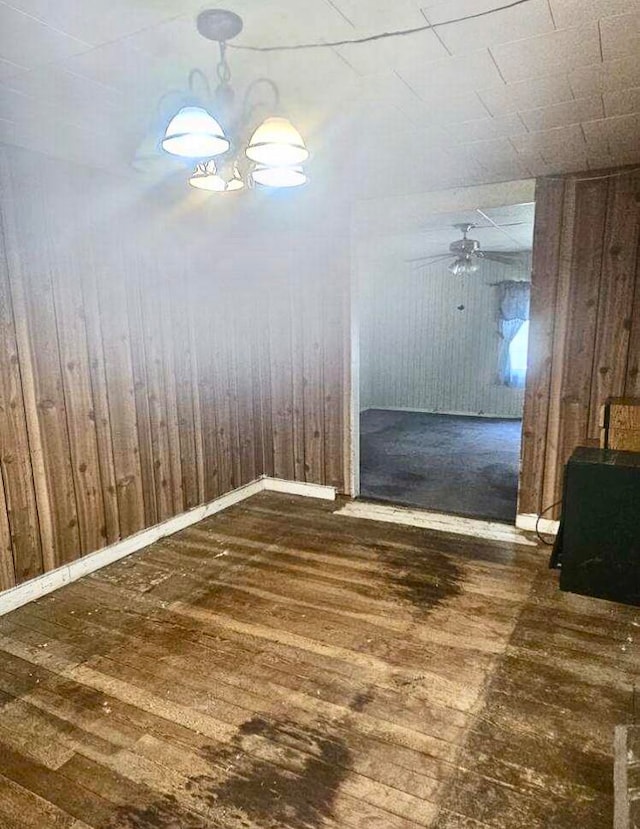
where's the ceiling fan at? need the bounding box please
[407,223,527,276]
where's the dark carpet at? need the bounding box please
[359,409,522,523]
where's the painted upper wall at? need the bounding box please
[359,253,531,418]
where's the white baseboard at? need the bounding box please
[0,476,336,616]
[359,406,523,420]
[336,501,536,546]
[262,477,336,501]
[516,513,559,535]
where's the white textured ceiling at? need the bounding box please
[359,202,535,264]
[412,202,534,255]
[0,0,639,198]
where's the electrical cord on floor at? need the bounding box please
[536,500,562,546]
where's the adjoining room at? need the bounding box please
[357,203,534,522]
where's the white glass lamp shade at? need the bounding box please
[252,165,307,188]
[449,256,479,276]
[162,106,229,158]
[246,117,309,166]
[189,160,244,192]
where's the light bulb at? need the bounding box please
[189,160,245,192]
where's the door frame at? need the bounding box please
[347,181,538,519]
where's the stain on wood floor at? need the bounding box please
[0,492,638,828]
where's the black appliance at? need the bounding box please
[551,446,640,607]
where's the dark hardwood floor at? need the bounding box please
[0,492,638,828]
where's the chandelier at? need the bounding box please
[161,9,309,192]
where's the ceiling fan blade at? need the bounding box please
[483,249,529,256]
[405,253,453,264]
[483,252,529,265]
[476,221,529,229]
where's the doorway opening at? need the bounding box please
[355,202,535,524]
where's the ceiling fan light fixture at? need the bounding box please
[162,106,230,158]
[246,117,309,166]
[449,256,479,277]
[252,164,307,188]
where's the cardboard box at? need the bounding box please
[600,397,640,451]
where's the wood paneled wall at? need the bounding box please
[0,146,348,593]
[223,230,349,493]
[520,167,640,518]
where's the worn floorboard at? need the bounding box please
[0,491,638,828]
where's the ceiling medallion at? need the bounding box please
[161,9,309,192]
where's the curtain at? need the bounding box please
[497,280,530,387]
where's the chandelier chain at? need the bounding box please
[217,41,232,85]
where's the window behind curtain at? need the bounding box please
[497,280,530,388]
[508,319,529,386]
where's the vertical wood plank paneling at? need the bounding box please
[256,308,274,478]
[0,470,14,591]
[323,244,347,490]
[519,177,566,516]
[156,262,185,515]
[52,262,106,556]
[192,270,221,502]
[79,248,120,546]
[0,146,351,598]
[269,260,295,482]
[0,189,16,590]
[249,312,266,480]
[255,227,348,493]
[541,179,578,514]
[125,256,157,530]
[626,244,640,396]
[210,279,235,494]
[96,242,146,538]
[0,198,43,582]
[235,347,256,486]
[588,173,640,434]
[143,308,173,521]
[520,167,640,517]
[50,177,107,555]
[301,266,325,484]
[167,261,200,510]
[0,151,55,572]
[342,241,353,494]
[552,178,609,501]
[185,274,206,504]
[224,286,243,490]
[290,264,306,483]
[142,275,175,522]
[3,156,80,566]
[233,276,258,486]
